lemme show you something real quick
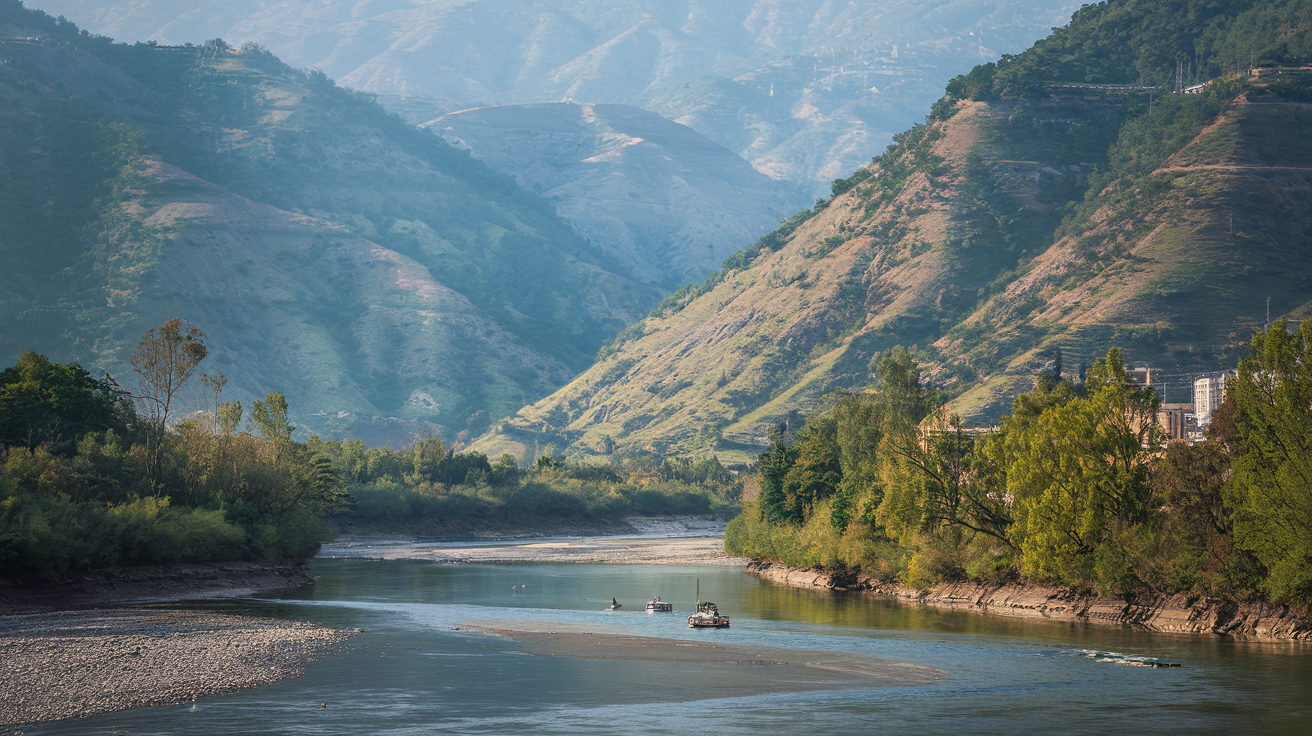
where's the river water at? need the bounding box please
[31,559,1312,735]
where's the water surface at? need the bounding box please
[30,559,1312,735]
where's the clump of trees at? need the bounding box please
[2,319,742,576]
[314,437,740,533]
[727,322,1312,606]
[0,319,343,576]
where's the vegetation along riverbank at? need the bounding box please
[726,323,1312,641]
[0,319,741,583]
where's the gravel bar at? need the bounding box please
[0,609,353,728]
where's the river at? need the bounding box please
[26,558,1312,735]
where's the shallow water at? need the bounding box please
[29,559,1312,735]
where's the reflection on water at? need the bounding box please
[26,560,1312,735]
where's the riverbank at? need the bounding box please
[320,516,749,565]
[0,609,353,729]
[0,561,317,615]
[747,561,1312,642]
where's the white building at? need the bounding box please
[1193,373,1235,427]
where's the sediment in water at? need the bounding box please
[460,619,942,700]
[746,561,1312,642]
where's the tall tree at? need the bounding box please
[1004,348,1160,584]
[250,391,294,463]
[1224,320,1312,604]
[131,319,207,490]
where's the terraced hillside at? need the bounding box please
[472,0,1312,463]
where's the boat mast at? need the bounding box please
[696,578,700,610]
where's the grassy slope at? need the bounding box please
[474,56,1312,461]
[949,87,1312,416]
[472,101,1040,462]
[0,4,661,445]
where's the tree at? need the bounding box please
[131,319,207,490]
[249,392,294,462]
[410,436,445,482]
[757,437,799,523]
[1003,348,1160,585]
[779,418,841,523]
[0,351,131,453]
[890,416,1015,547]
[1223,320,1312,604]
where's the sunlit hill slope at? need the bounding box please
[473,0,1312,463]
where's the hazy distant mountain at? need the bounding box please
[0,1,659,446]
[428,102,807,286]
[28,0,1081,192]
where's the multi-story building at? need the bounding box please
[1156,403,1196,442]
[1193,373,1235,427]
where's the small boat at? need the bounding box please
[607,597,622,610]
[687,579,729,629]
[646,597,673,613]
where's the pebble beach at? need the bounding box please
[0,609,352,729]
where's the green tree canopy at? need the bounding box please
[1004,348,1160,584]
[1223,320,1312,603]
[0,350,131,453]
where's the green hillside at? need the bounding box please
[472,0,1312,463]
[0,1,659,445]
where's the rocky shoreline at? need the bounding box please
[0,609,353,728]
[747,561,1312,642]
[0,561,351,728]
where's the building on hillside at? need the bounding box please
[1193,373,1235,427]
[1156,403,1196,442]
[1128,366,1165,401]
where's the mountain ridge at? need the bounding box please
[0,2,658,445]
[28,0,1083,191]
[428,101,809,287]
[470,0,1312,463]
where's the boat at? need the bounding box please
[687,579,729,629]
[646,597,673,613]
[607,597,622,610]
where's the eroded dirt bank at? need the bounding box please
[747,561,1312,642]
[0,561,317,615]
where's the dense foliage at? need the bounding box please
[1,319,740,576]
[728,324,1312,606]
[314,437,739,532]
[945,0,1312,99]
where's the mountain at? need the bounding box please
[0,1,660,446]
[428,102,807,287]
[27,0,1082,192]
[470,0,1312,463]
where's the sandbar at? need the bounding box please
[459,620,942,699]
